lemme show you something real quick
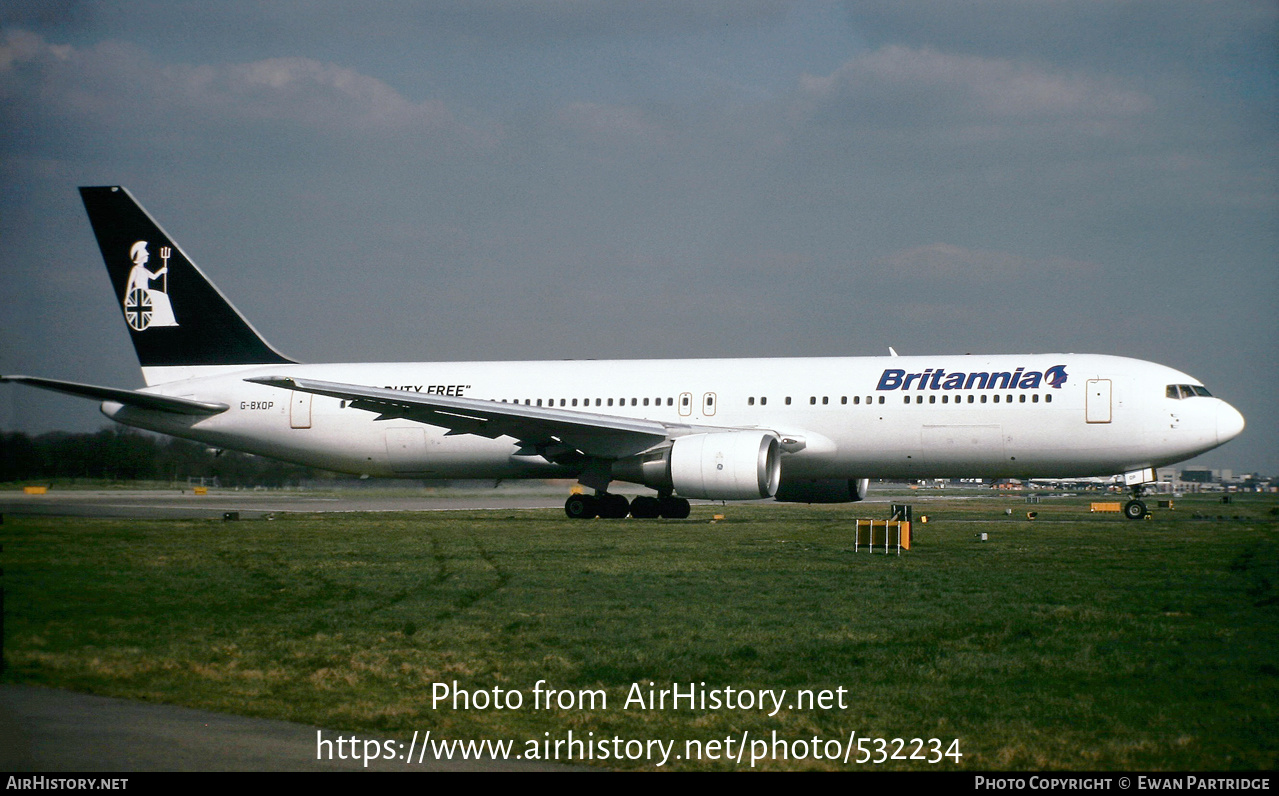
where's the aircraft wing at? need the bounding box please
[2,375,229,415]
[246,376,676,459]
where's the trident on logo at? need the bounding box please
[160,246,171,292]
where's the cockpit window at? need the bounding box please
[1192,385,1211,397]
[1167,384,1212,399]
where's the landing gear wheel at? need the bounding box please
[565,494,599,519]
[598,493,631,519]
[629,495,661,519]
[1123,499,1148,520]
[659,496,691,519]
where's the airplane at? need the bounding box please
[2,186,1246,521]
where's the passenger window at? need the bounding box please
[748,397,755,406]
[841,396,847,405]
[810,396,816,405]
[760,397,767,406]
[1045,394,1052,403]
[785,397,792,405]
[1019,394,1026,403]
[903,396,910,404]
[854,396,860,404]
[877,396,884,404]
[1033,394,1039,403]
[980,395,987,403]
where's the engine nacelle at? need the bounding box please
[774,477,870,503]
[669,431,781,500]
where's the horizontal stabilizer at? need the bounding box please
[1,375,229,415]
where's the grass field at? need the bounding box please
[2,492,1276,770]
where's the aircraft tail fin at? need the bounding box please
[79,186,295,376]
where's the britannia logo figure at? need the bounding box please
[1045,364,1069,389]
[123,241,178,330]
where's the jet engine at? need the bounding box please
[611,431,781,500]
[669,431,781,500]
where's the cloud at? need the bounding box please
[799,45,1151,128]
[0,28,493,154]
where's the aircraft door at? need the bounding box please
[1086,379,1112,424]
[679,392,693,417]
[385,428,428,473]
[703,392,717,417]
[290,391,312,429]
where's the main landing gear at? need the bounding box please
[564,492,691,520]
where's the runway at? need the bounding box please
[0,487,572,520]
[0,484,900,521]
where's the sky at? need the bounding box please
[1,1,1275,474]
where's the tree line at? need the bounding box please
[0,427,318,487]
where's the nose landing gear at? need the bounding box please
[1123,483,1150,520]
[1123,498,1148,520]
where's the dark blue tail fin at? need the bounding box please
[79,186,294,370]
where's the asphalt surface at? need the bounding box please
[0,685,567,771]
[0,488,572,520]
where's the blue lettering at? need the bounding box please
[964,372,990,390]
[876,365,1066,391]
[878,369,905,390]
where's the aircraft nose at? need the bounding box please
[1216,401,1246,445]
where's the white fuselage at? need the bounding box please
[103,353,1242,485]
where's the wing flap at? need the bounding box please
[246,376,670,459]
